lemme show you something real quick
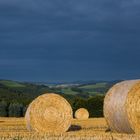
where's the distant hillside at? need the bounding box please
[51,80,121,97]
[0,79,120,99]
[0,79,82,105]
[0,79,121,117]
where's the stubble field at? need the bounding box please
[0,117,139,140]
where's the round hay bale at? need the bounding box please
[104,80,140,134]
[25,93,73,133]
[75,108,89,120]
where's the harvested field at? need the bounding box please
[0,117,140,140]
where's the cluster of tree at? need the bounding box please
[0,101,26,117]
[0,95,104,117]
[72,95,104,117]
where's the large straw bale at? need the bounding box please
[104,80,140,134]
[25,93,73,133]
[75,108,89,120]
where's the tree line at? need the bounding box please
[0,95,104,117]
[0,101,26,117]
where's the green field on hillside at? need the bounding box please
[79,82,107,89]
[0,80,25,88]
[61,88,78,95]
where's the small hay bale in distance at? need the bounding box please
[104,80,140,134]
[75,108,89,120]
[25,93,73,133]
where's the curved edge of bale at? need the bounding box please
[104,80,140,134]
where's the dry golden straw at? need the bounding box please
[104,80,140,134]
[75,108,89,120]
[25,93,73,133]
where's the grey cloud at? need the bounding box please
[0,0,140,81]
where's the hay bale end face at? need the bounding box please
[75,108,89,120]
[104,80,140,134]
[25,93,73,133]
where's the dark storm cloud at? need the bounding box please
[0,0,140,81]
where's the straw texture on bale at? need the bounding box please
[104,80,140,134]
[75,108,89,120]
[25,93,73,133]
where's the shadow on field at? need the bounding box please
[105,128,111,132]
[68,125,82,131]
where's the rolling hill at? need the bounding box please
[0,79,120,117]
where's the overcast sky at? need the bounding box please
[0,0,140,82]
